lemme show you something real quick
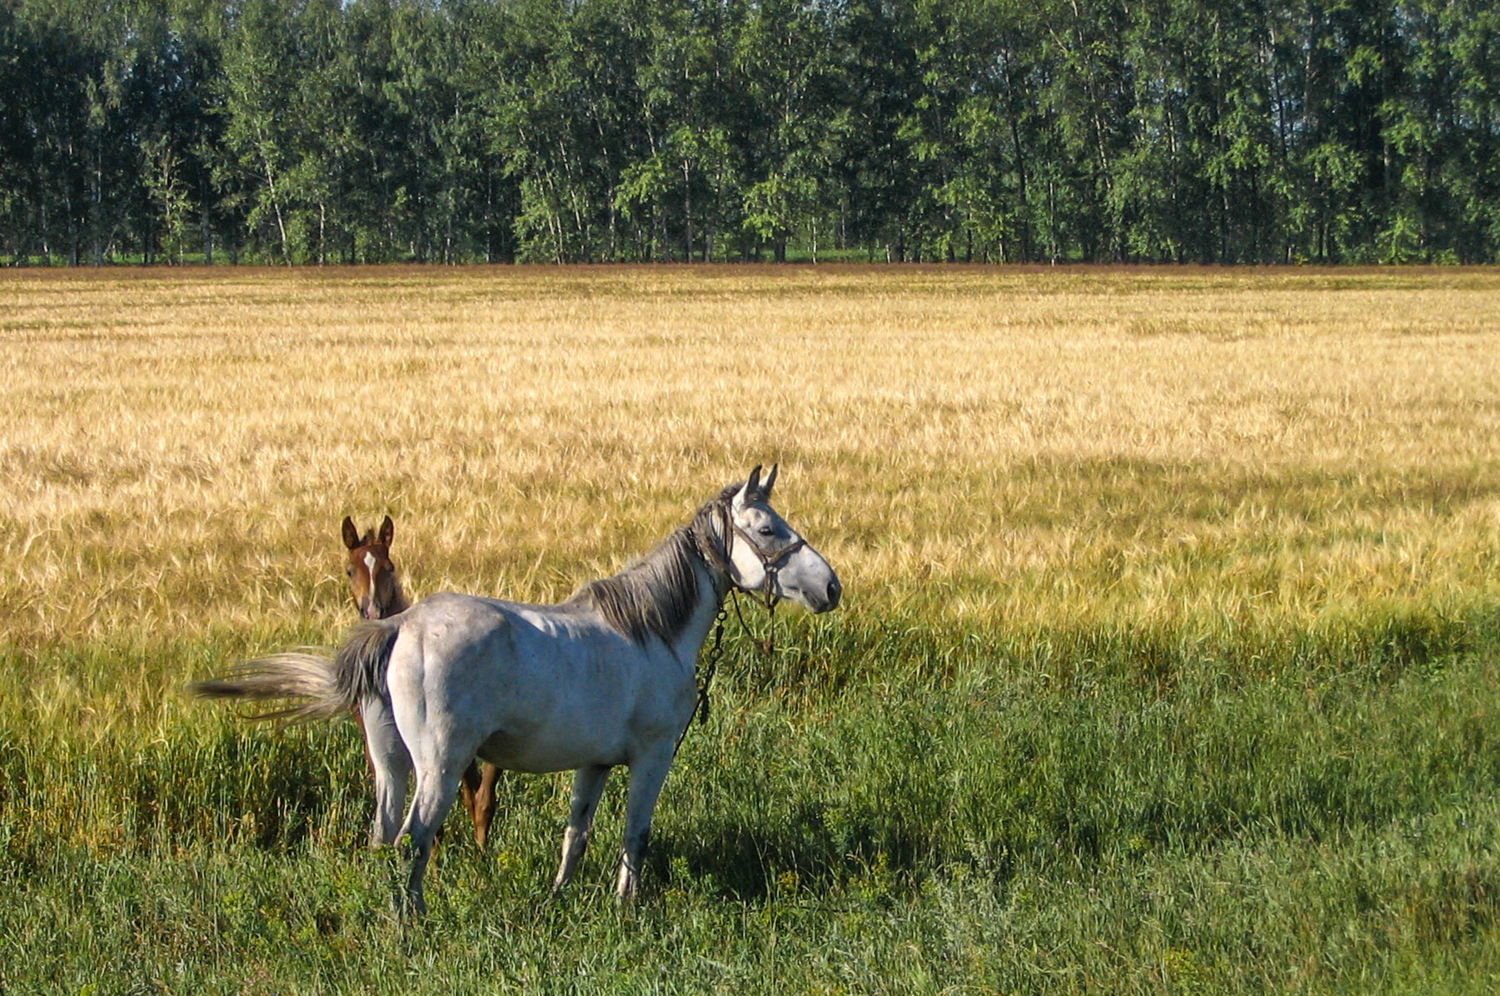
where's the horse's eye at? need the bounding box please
[346,568,354,577]
[758,526,774,537]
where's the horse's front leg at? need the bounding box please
[616,745,675,902]
[554,764,610,890]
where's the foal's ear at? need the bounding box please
[342,517,361,550]
[378,515,395,548]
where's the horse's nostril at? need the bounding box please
[826,578,842,608]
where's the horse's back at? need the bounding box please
[395,591,618,671]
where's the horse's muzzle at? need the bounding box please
[810,577,841,613]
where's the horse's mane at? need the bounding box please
[567,482,755,645]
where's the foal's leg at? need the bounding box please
[615,745,676,902]
[360,696,411,847]
[553,764,610,890]
[459,760,483,843]
[351,705,375,774]
[457,760,503,849]
[473,762,501,850]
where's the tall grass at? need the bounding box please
[2,265,1499,992]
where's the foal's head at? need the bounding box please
[342,515,406,620]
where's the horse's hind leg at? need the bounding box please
[391,707,476,914]
[385,634,493,914]
[395,764,465,917]
[361,696,411,847]
[553,764,610,890]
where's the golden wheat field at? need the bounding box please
[6,264,1499,651]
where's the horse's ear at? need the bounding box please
[342,517,361,550]
[378,515,394,548]
[762,463,778,498]
[735,465,763,508]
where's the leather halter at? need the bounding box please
[678,497,806,750]
[693,497,805,605]
[723,507,807,608]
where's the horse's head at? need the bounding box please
[722,464,841,614]
[342,515,404,620]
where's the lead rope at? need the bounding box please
[730,579,779,657]
[675,600,729,756]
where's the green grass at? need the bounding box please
[3,610,1498,994]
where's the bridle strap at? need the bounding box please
[675,599,728,756]
[677,499,806,751]
[711,499,805,607]
[728,522,805,609]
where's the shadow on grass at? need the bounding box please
[649,799,1025,903]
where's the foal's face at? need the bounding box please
[342,515,400,620]
[728,466,842,614]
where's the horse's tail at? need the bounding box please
[189,619,400,724]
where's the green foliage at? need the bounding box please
[4,0,1500,264]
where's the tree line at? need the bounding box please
[3,0,1498,265]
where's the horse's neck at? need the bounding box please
[663,560,727,667]
[664,510,733,665]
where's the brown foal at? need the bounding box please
[342,515,501,849]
